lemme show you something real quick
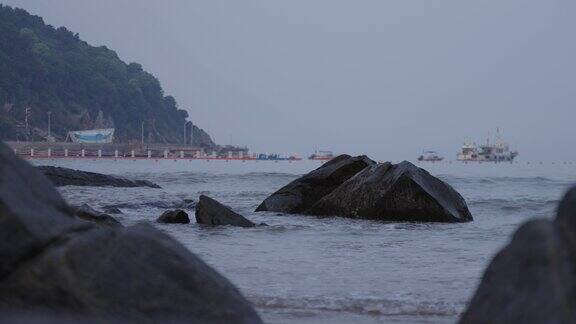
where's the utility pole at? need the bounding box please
[141,121,145,146]
[25,107,30,142]
[183,121,187,146]
[47,111,52,140]
[190,121,194,147]
[189,106,194,147]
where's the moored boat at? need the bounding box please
[418,151,444,162]
[457,129,518,162]
[308,150,334,161]
[256,153,302,161]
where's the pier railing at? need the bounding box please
[5,141,252,160]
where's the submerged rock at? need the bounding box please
[102,206,123,215]
[157,210,190,224]
[460,187,576,324]
[0,143,262,324]
[196,195,256,227]
[73,203,122,227]
[38,166,161,188]
[255,154,376,213]
[306,161,473,223]
[104,199,195,211]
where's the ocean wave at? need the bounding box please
[260,224,312,232]
[239,172,301,178]
[233,191,271,198]
[439,176,496,184]
[250,295,461,317]
[491,176,567,184]
[469,198,558,212]
[440,175,571,186]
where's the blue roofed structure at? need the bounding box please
[66,129,115,144]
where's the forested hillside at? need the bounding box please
[0,4,215,146]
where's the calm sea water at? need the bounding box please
[32,159,576,324]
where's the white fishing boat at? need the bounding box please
[457,129,518,162]
[418,151,444,162]
[309,150,334,161]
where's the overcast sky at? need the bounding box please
[3,0,575,161]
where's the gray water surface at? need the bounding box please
[34,159,576,323]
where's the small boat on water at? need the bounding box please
[418,151,444,162]
[457,129,518,162]
[256,153,302,161]
[309,150,334,161]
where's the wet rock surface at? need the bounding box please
[102,206,123,215]
[460,187,576,323]
[306,161,473,223]
[196,195,257,227]
[72,203,122,227]
[38,166,161,188]
[255,154,376,213]
[0,144,78,277]
[0,143,262,324]
[157,210,190,224]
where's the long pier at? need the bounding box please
[6,141,254,160]
[5,141,302,161]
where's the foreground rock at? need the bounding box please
[196,195,257,227]
[73,204,122,227]
[38,166,161,188]
[0,143,262,324]
[256,154,376,213]
[157,210,190,224]
[306,161,473,222]
[460,187,576,324]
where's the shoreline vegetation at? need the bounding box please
[0,5,215,147]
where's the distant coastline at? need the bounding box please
[0,4,214,146]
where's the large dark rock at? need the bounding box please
[73,203,122,227]
[306,161,473,223]
[38,166,161,188]
[0,143,262,323]
[196,195,256,227]
[255,154,376,213]
[460,187,576,324]
[0,224,261,323]
[0,144,79,278]
[157,210,190,224]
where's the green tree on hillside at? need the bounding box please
[0,4,215,146]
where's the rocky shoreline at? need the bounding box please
[1,146,573,323]
[38,165,161,188]
[0,142,262,323]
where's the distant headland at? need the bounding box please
[0,4,215,148]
